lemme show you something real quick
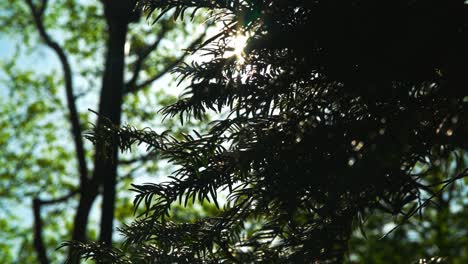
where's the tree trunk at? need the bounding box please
[69,184,98,264]
[69,2,133,262]
[71,187,98,243]
[97,1,132,246]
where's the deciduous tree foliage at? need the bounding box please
[0,0,206,263]
[69,0,468,263]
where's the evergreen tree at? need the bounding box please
[68,0,468,263]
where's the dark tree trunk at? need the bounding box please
[71,187,98,243]
[69,2,133,262]
[69,184,98,264]
[32,199,49,264]
[97,0,133,246]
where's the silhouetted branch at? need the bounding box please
[125,24,170,91]
[37,0,48,17]
[125,31,207,94]
[32,190,78,264]
[118,152,159,165]
[25,0,88,185]
[39,190,79,205]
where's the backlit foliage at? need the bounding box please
[70,1,468,263]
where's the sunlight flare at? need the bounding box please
[225,33,249,65]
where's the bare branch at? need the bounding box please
[39,190,79,205]
[124,31,207,94]
[25,0,88,184]
[125,24,170,90]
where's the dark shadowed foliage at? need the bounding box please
[66,0,468,263]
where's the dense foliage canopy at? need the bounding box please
[69,0,468,263]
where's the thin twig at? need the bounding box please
[25,0,88,184]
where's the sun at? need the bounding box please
[232,34,248,58]
[225,33,249,64]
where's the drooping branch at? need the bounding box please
[124,31,207,94]
[25,0,88,185]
